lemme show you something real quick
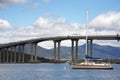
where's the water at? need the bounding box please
[0,63,120,80]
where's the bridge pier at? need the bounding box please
[75,40,79,62]
[2,49,5,63]
[0,50,1,63]
[0,50,2,63]
[1,50,3,63]
[90,40,93,57]
[10,47,13,63]
[31,44,34,62]
[71,39,79,62]
[58,41,61,61]
[6,48,9,63]
[18,45,21,63]
[54,40,61,62]
[4,48,7,63]
[21,45,25,63]
[86,39,88,56]
[13,46,16,63]
[34,43,37,61]
[71,40,74,62]
[31,43,38,62]
[117,34,119,42]
[86,39,93,58]
[34,43,37,62]
[54,41,57,62]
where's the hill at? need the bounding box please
[22,44,120,59]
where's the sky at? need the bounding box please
[0,0,120,49]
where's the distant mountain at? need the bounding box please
[16,44,54,58]
[21,44,120,59]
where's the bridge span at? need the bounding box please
[0,35,119,63]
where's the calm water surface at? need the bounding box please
[0,63,120,80]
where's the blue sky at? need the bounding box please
[0,0,120,48]
[0,0,120,27]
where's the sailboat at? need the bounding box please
[70,56,113,69]
[70,10,113,69]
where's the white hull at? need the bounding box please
[70,62,113,70]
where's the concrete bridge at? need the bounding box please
[0,34,119,63]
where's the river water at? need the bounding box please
[0,63,120,80]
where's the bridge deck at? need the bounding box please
[0,35,119,49]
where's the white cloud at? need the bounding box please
[0,19,12,31]
[32,17,75,36]
[90,12,120,32]
[0,13,119,48]
[0,0,30,8]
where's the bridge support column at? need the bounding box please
[18,45,21,63]
[75,40,79,62]
[71,40,74,62]
[0,49,2,63]
[31,43,38,62]
[0,49,3,63]
[0,50,2,63]
[58,41,61,62]
[10,47,13,63]
[21,45,25,63]
[86,40,88,56]
[34,43,37,62]
[13,46,16,63]
[90,40,93,57]
[71,39,79,62]
[6,48,9,63]
[54,41,57,62]
[53,40,61,62]
[117,34,119,42]
[31,44,34,62]
[4,48,7,63]
[3,49,6,63]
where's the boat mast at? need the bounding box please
[85,9,88,57]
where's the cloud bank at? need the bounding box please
[0,11,119,48]
[90,12,120,31]
[0,0,30,8]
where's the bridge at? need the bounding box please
[0,34,119,63]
